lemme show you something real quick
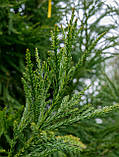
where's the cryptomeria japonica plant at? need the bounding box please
[1,10,119,157]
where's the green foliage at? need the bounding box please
[69,0,119,80]
[78,58,119,156]
[54,1,119,155]
[1,0,118,108]
[1,0,119,156]
[0,0,68,107]
[0,14,119,156]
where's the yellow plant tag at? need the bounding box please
[48,0,52,18]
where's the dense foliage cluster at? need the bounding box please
[1,0,119,156]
